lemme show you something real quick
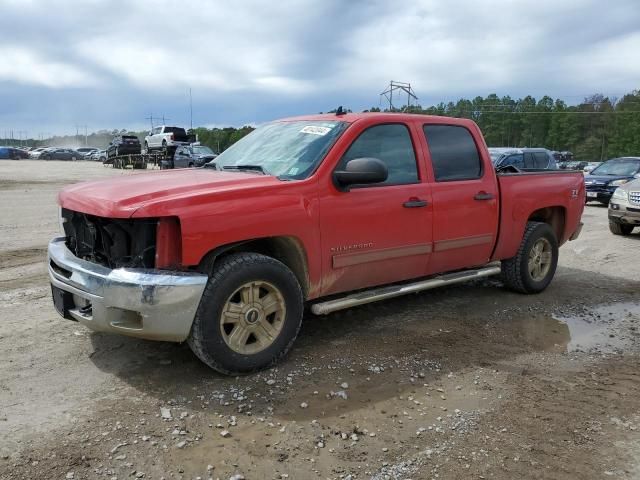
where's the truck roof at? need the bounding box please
[279,112,477,126]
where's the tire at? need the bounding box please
[188,253,304,375]
[188,162,194,168]
[501,221,558,294]
[609,222,634,235]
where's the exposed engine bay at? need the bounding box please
[61,208,157,269]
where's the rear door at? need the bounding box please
[318,122,433,295]
[421,123,499,274]
[174,147,189,168]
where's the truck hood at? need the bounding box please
[584,174,635,185]
[59,169,282,218]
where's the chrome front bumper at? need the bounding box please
[48,237,208,342]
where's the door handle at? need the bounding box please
[474,192,495,201]
[403,198,428,208]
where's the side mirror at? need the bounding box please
[333,157,388,190]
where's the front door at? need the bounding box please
[421,123,499,274]
[318,123,433,296]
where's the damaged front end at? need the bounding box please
[48,209,207,342]
[61,208,157,269]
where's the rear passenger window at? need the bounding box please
[423,125,482,181]
[524,152,536,169]
[533,152,549,168]
[339,124,418,185]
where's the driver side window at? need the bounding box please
[338,124,418,186]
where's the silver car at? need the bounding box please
[609,178,640,235]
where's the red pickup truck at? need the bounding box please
[49,113,584,374]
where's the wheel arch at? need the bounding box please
[197,236,310,299]
[527,206,566,244]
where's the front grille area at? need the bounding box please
[61,208,157,269]
[630,191,640,206]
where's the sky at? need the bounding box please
[0,0,639,137]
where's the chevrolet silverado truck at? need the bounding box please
[48,113,585,374]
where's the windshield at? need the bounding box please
[193,145,214,155]
[211,120,348,179]
[590,158,640,176]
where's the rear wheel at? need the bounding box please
[188,253,303,375]
[501,221,558,294]
[609,222,634,235]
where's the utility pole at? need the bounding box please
[189,88,193,130]
[145,113,155,130]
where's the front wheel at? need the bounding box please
[609,222,634,235]
[188,253,303,375]
[501,221,558,294]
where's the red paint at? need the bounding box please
[155,217,182,269]
[58,113,584,300]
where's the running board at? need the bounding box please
[311,263,502,315]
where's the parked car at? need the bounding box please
[609,178,640,235]
[29,147,48,159]
[106,135,142,159]
[76,147,99,158]
[0,146,27,159]
[561,160,588,171]
[41,148,81,161]
[489,147,558,170]
[584,157,640,204]
[49,112,585,374]
[144,126,193,154]
[0,146,29,159]
[90,149,107,162]
[170,144,218,168]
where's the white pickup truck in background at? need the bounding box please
[144,126,194,154]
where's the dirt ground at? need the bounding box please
[1,160,639,480]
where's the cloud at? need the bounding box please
[0,0,639,134]
[0,46,100,88]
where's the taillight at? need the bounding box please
[155,217,181,269]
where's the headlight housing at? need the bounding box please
[612,188,628,201]
[610,179,628,187]
[58,206,67,235]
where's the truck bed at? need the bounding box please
[492,170,585,261]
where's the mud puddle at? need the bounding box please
[516,302,640,354]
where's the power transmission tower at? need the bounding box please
[145,114,170,130]
[380,81,418,111]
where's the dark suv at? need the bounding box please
[106,135,142,159]
[584,157,640,205]
[489,148,558,170]
[172,145,218,168]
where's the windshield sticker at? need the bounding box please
[300,125,332,136]
[288,167,300,175]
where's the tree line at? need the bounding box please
[366,89,640,160]
[3,88,639,161]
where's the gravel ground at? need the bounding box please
[1,160,639,480]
